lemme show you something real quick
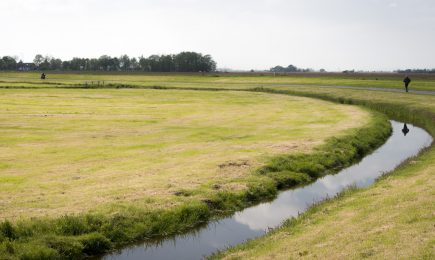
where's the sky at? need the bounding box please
[1,0,434,71]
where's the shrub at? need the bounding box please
[1,240,15,255]
[245,179,277,202]
[267,171,312,189]
[45,236,84,259]
[19,244,59,260]
[77,233,112,255]
[0,221,17,240]
[56,216,88,236]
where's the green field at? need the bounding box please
[1,71,435,91]
[0,89,369,220]
[0,72,433,259]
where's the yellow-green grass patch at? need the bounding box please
[1,71,435,91]
[0,88,370,220]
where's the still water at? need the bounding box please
[104,121,433,260]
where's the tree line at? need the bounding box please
[270,64,314,73]
[0,52,217,72]
[395,69,435,74]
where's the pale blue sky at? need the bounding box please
[1,0,434,71]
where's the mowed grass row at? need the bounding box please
[0,88,393,258]
[1,71,435,91]
[213,86,435,259]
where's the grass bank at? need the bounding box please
[0,88,390,259]
[213,86,435,259]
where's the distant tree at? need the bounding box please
[61,60,71,70]
[0,56,17,70]
[98,55,112,71]
[38,56,52,70]
[148,55,162,72]
[175,52,199,72]
[173,52,215,72]
[159,55,173,72]
[396,68,435,74]
[270,65,296,72]
[69,58,87,70]
[199,54,216,72]
[2,52,217,72]
[270,64,311,73]
[33,54,44,68]
[270,65,285,72]
[119,55,131,71]
[286,65,298,72]
[139,56,151,71]
[50,58,62,70]
[130,57,139,71]
[111,57,120,71]
[88,58,99,70]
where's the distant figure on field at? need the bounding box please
[403,75,411,92]
[40,73,46,80]
[402,123,410,136]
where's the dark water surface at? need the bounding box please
[104,121,432,260]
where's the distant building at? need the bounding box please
[18,63,37,71]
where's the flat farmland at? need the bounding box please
[0,88,370,220]
[0,71,434,91]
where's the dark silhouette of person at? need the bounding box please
[403,76,411,92]
[402,123,410,136]
[40,73,46,80]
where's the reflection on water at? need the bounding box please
[402,123,410,136]
[104,121,432,260]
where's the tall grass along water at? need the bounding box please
[104,120,433,260]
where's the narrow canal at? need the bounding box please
[104,121,433,260]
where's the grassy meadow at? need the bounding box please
[0,82,394,258]
[0,71,433,258]
[0,89,369,220]
[1,71,435,91]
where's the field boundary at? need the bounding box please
[1,82,434,95]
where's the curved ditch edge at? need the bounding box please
[208,88,435,259]
[0,90,392,259]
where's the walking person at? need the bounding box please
[403,75,411,92]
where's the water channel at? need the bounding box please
[104,121,433,260]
